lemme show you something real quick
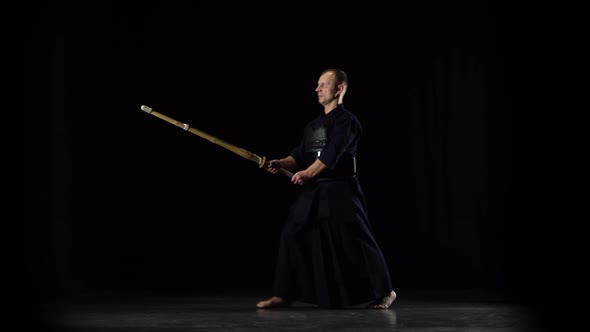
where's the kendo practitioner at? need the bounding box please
[257,68,396,309]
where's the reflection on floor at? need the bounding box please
[38,289,542,331]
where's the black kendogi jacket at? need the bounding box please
[287,104,366,225]
[290,104,359,178]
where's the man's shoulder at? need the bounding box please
[336,107,361,124]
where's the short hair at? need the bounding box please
[321,68,349,86]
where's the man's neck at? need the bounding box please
[323,101,340,114]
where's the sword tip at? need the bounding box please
[140,105,153,113]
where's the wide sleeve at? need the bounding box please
[288,134,306,169]
[318,115,359,170]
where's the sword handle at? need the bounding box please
[262,161,293,178]
[277,168,294,178]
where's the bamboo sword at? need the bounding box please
[140,105,293,178]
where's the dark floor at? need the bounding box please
[30,289,546,332]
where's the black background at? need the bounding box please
[20,0,588,330]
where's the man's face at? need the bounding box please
[316,72,339,106]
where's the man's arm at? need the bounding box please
[291,159,327,186]
[266,156,298,174]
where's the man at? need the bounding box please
[257,68,396,309]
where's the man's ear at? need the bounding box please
[339,84,347,96]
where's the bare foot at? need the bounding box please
[256,296,291,308]
[368,290,397,309]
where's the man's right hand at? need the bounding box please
[265,159,282,174]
